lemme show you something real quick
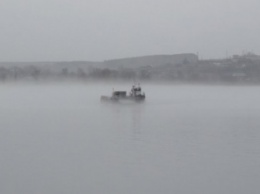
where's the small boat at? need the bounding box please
[101,84,145,102]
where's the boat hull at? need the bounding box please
[100,95,145,103]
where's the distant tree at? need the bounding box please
[77,68,87,79]
[182,58,190,65]
[139,69,150,80]
[119,68,136,80]
[61,68,69,77]
[12,67,19,80]
[30,66,41,80]
[0,67,8,81]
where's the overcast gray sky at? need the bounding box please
[0,0,259,61]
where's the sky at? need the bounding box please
[0,0,259,61]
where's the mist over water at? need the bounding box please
[1,83,260,194]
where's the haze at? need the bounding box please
[0,0,259,62]
[1,83,260,194]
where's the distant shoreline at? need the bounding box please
[0,53,260,84]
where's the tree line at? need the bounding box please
[1,54,260,83]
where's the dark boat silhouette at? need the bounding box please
[101,84,145,102]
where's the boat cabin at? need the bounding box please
[130,85,142,96]
[112,91,127,97]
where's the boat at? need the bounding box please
[101,84,145,102]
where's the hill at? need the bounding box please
[104,53,198,68]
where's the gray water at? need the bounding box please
[1,83,260,194]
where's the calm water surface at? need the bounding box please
[0,83,260,194]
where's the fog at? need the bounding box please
[1,83,260,194]
[1,0,260,61]
[1,0,260,192]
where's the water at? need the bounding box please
[1,83,260,194]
